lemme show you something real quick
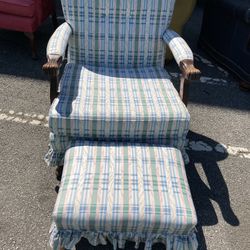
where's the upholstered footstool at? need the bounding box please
[50,141,198,250]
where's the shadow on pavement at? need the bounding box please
[186,131,240,250]
[75,131,240,250]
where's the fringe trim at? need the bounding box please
[44,145,64,167]
[50,223,198,250]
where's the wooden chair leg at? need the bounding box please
[179,76,190,106]
[55,165,64,181]
[50,75,59,104]
[24,32,37,60]
[55,165,63,193]
[179,59,201,106]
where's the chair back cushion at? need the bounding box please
[61,0,176,67]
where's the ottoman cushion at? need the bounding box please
[50,141,197,250]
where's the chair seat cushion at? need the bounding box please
[50,141,198,250]
[0,0,35,18]
[50,63,190,147]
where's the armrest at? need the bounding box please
[42,22,72,103]
[163,29,201,106]
[43,22,73,75]
[163,29,200,81]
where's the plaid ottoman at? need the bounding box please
[50,141,197,250]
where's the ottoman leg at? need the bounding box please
[55,165,64,193]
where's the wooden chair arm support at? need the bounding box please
[42,56,62,104]
[180,59,201,81]
[179,59,201,106]
[42,56,62,77]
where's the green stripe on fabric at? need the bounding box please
[115,69,123,138]
[91,68,99,139]
[149,147,162,233]
[154,67,174,138]
[135,69,149,141]
[56,148,75,228]
[176,150,193,232]
[121,145,129,232]
[89,145,102,231]
[153,0,163,65]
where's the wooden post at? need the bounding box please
[24,32,37,59]
[179,59,201,106]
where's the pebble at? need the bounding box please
[0,114,8,120]
[227,146,249,155]
[37,114,45,120]
[6,116,14,121]
[226,146,238,155]
[243,154,250,159]
[13,117,26,123]
[9,110,15,115]
[29,120,41,125]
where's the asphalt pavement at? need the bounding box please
[0,5,249,250]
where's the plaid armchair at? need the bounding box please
[43,0,200,170]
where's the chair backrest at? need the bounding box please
[61,0,176,68]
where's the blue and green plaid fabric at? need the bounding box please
[163,29,194,66]
[50,141,197,250]
[47,2,195,68]
[47,22,73,60]
[47,63,190,166]
[60,0,176,67]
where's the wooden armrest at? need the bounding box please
[179,59,201,106]
[180,59,201,81]
[42,56,62,77]
[42,56,62,104]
